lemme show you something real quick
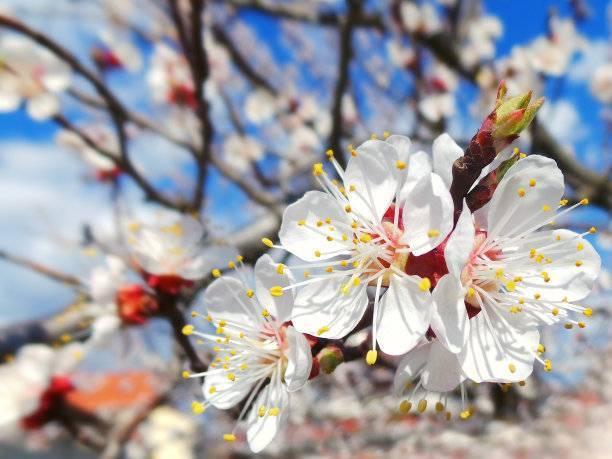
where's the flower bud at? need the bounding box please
[466,150,521,212]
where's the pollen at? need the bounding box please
[227,373,236,382]
[211,269,221,278]
[228,261,236,269]
[583,308,593,317]
[537,344,545,354]
[542,205,551,212]
[580,198,589,205]
[534,293,541,300]
[399,400,412,414]
[459,409,472,420]
[261,309,270,318]
[541,272,551,282]
[182,325,194,336]
[588,226,597,234]
[468,287,475,297]
[258,405,266,417]
[544,359,552,372]
[366,350,378,365]
[312,163,324,176]
[191,402,205,415]
[383,130,390,138]
[349,184,356,192]
[508,363,517,373]
[325,266,334,273]
[314,250,321,257]
[575,260,583,267]
[505,281,516,292]
[326,149,334,158]
[576,242,584,251]
[182,370,190,379]
[529,179,536,187]
[268,407,280,416]
[297,219,305,226]
[209,386,217,394]
[529,248,536,258]
[359,233,372,243]
[276,264,285,275]
[223,434,236,443]
[551,308,559,316]
[344,205,352,213]
[353,277,361,286]
[246,289,254,298]
[517,188,526,197]
[395,160,406,170]
[559,199,568,206]
[350,149,357,157]
[427,229,440,238]
[317,326,329,335]
[564,323,573,329]
[435,402,445,412]
[417,399,428,413]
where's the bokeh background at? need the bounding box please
[0,0,610,458]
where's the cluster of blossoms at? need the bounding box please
[181,85,601,452]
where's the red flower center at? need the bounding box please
[21,376,74,430]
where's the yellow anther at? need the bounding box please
[344,205,352,213]
[544,359,552,372]
[495,269,504,279]
[535,254,544,263]
[514,276,523,282]
[262,238,274,248]
[353,277,361,286]
[341,234,348,241]
[228,261,236,269]
[223,434,236,443]
[517,188,526,197]
[588,226,597,234]
[209,386,217,394]
[583,307,593,317]
[468,287,475,297]
[349,184,356,192]
[276,264,285,275]
[297,219,305,226]
[316,220,323,227]
[576,242,584,251]
[317,326,329,335]
[258,405,266,417]
[366,350,378,366]
[261,309,270,318]
[370,133,378,140]
[383,130,390,138]
[418,277,431,292]
[227,373,236,382]
[542,205,551,212]
[537,344,545,354]
[312,163,324,176]
[303,271,310,278]
[240,363,247,371]
[236,255,244,262]
[341,284,350,295]
[564,323,574,329]
[534,293,541,300]
[556,235,561,241]
[519,380,526,386]
[575,260,583,267]
[505,281,516,292]
[459,409,472,420]
[326,149,334,158]
[191,402,205,415]
[519,152,527,159]
[551,308,559,316]
[340,260,348,267]
[314,250,321,257]
[541,272,550,282]
[206,314,213,322]
[350,149,357,157]
[427,229,440,238]
[325,266,334,273]
[212,269,221,278]
[399,400,412,414]
[435,402,445,412]
[513,147,519,155]
[518,298,525,304]
[216,327,225,335]
[268,407,280,416]
[182,325,194,336]
[508,363,517,373]
[559,199,568,206]
[509,306,521,314]
[395,160,407,170]
[246,289,254,298]
[580,198,589,205]
[446,411,452,421]
[578,322,586,329]
[529,179,536,187]
[182,370,190,379]
[529,248,536,258]
[417,399,428,413]
[359,233,372,243]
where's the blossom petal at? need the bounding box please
[284,326,313,392]
[203,277,260,329]
[487,155,564,239]
[430,274,470,354]
[432,133,463,188]
[421,340,464,392]
[400,150,432,198]
[279,191,351,261]
[401,173,454,255]
[385,134,412,162]
[459,312,539,383]
[203,370,254,409]
[246,381,289,453]
[444,202,475,278]
[376,275,431,355]
[181,245,238,280]
[254,254,295,322]
[292,277,368,339]
[392,344,429,396]
[344,139,399,223]
[27,92,60,120]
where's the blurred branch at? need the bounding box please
[0,248,84,289]
[328,0,359,168]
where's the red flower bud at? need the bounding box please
[116,284,159,325]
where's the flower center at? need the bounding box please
[461,230,503,307]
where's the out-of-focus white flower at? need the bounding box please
[460,16,503,68]
[222,134,264,173]
[0,343,84,441]
[528,17,587,76]
[440,155,600,382]
[186,255,312,453]
[128,216,236,295]
[147,42,196,108]
[387,40,415,69]
[418,64,458,123]
[0,35,71,120]
[277,135,462,359]
[55,126,121,181]
[400,2,441,35]
[92,30,143,73]
[590,63,612,103]
[244,89,277,124]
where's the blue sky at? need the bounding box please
[0,0,609,325]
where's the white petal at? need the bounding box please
[344,139,399,223]
[376,275,431,355]
[400,150,432,198]
[385,134,412,162]
[430,274,470,354]
[432,133,463,188]
[459,312,539,383]
[292,277,368,339]
[510,229,601,303]
[392,344,429,396]
[0,90,21,112]
[401,173,454,255]
[26,92,60,120]
[203,371,253,409]
[420,340,464,392]
[203,277,260,329]
[487,155,564,238]
[444,202,475,278]
[254,254,295,323]
[246,381,289,453]
[180,245,238,280]
[283,326,312,392]
[89,316,121,347]
[279,191,351,261]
